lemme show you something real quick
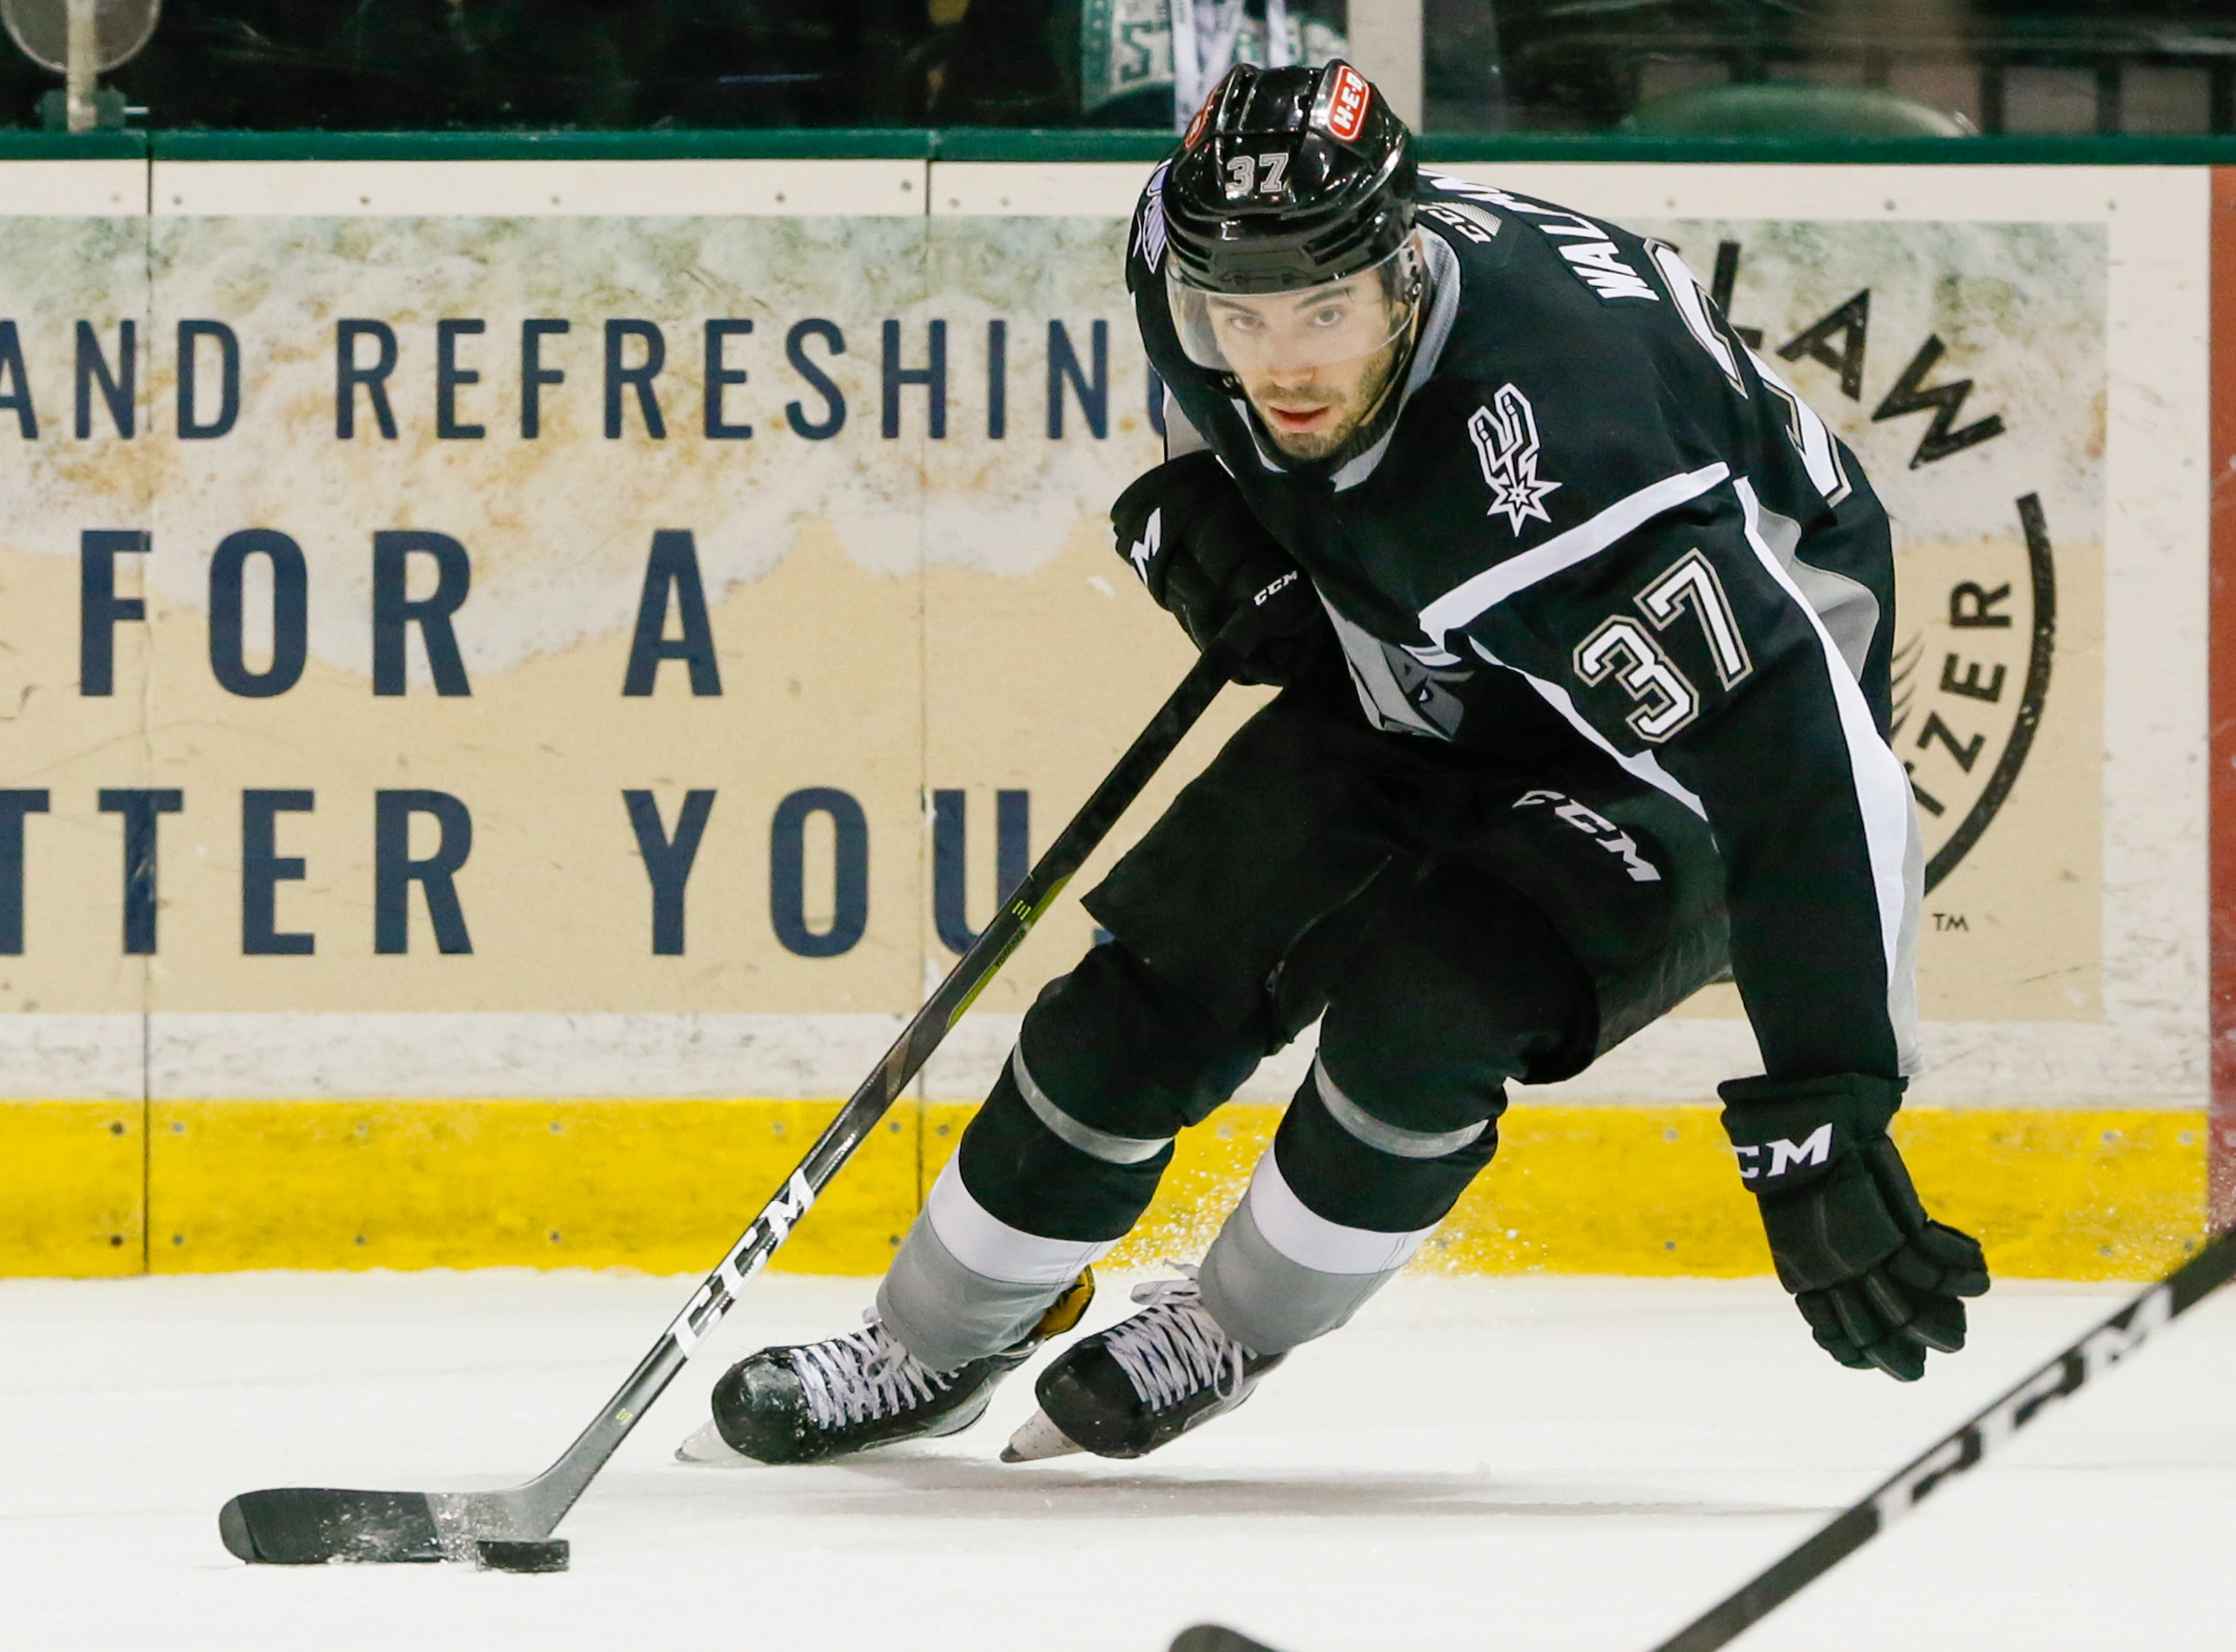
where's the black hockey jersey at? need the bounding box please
[1126,167,1922,1086]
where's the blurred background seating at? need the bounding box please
[1,0,2230,134]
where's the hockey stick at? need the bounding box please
[218,651,1231,1567]
[1642,1224,2235,1651]
[1167,1224,2236,1652]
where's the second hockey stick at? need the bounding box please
[1168,1224,2236,1652]
[1642,1223,2236,1652]
[218,649,1231,1568]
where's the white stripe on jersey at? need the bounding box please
[1464,635,1709,819]
[1731,476,1922,1076]
[1646,243,1743,389]
[1418,461,1731,649]
[1748,350,1853,505]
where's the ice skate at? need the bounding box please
[1002,1270,1284,1462]
[678,1271,1093,1465]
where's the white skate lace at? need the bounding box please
[1102,1270,1250,1414]
[788,1313,953,1432]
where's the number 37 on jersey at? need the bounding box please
[1572,548,1754,743]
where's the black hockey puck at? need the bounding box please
[1169,1626,1279,1652]
[473,1538,569,1573]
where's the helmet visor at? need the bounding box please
[1165,237,1420,378]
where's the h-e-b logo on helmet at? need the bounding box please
[1324,65,1371,142]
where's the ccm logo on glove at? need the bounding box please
[1733,1126,1833,1180]
[1719,1072,1990,1382]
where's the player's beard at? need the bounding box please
[1243,333,1411,463]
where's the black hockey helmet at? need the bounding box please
[1163,60,1418,296]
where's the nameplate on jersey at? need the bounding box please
[1424,175,1658,304]
[1420,202,1500,247]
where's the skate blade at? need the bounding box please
[674,1419,751,1465]
[999,1409,1086,1464]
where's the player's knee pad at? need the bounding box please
[948,941,1263,1248]
[1273,1054,1503,1233]
[1317,867,1597,1094]
[1015,939,1264,1140]
[953,1054,1174,1242]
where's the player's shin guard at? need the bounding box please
[882,942,1259,1370]
[1198,1055,1500,1353]
[878,1157,1121,1372]
[878,1048,1178,1369]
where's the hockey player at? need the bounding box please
[679,60,1989,1470]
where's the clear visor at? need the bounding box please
[1166,236,1422,378]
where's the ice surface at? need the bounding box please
[1,1268,2229,1652]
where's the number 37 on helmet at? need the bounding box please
[1162,61,1426,382]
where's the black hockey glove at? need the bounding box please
[1111,451,1324,685]
[1718,1073,1990,1381]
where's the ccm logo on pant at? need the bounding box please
[1252,569,1299,606]
[1734,1125,1834,1180]
[1512,788,1660,883]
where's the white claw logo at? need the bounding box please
[1468,384,1561,535]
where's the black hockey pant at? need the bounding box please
[878,692,1729,1368]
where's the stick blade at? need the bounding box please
[219,1487,445,1565]
[1170,1626,1283,1652]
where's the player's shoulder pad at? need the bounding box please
[1404,368,1705,553]
[1403,364,1737,654]
[1417,171,1670,311]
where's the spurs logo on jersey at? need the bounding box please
[1468,384,1561,534]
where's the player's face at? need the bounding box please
[1208,279,1406,460]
